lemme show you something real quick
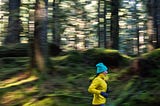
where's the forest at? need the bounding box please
[0,0,160,106]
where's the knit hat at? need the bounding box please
[96,63,108,74]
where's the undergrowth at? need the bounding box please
[0,48,159,106]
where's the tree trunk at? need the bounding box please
[147,0,160,49]
[97,0,107,48]
[156,0,160,48]
[4,0,21,45]
[52,0,61,46]
[32,0,49,72]
[110,0,119,50]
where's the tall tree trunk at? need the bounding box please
[97,0,107,48]
[4,0,21,45]
[110,0,119,50]
[147,0,159,50]
[32,0,49,72]
[156,0,160,48]
[135,0,140,55]
[52,0,61,46]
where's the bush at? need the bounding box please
[130,49,160,77]
[0,43,29,57]
[142,48,160,68]
[83,48,131,68]
[0,43,61,57]
[48,43,61,56]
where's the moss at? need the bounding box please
[0,48,159,106]
[83,48,132,67]
[23,98,57,106]
[125,92,160,106]
[142,48,160,68]
[0,43,61,57]
[0,43,29,57]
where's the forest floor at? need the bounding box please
[0,48,160,106]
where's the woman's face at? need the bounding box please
[103,71,108,75]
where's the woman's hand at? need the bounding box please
[100,92,109,98]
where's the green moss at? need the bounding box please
[125,92,159,106]
[23,98,57,106]
[142,48,160,68]
[83,48,132,67]
[0,43,29,57]
[0,48,159,106]
[142,48,160,58]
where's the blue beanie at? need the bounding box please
[96,63,108,74]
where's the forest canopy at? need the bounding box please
[0,0,159,56]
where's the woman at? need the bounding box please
[88,63,109,106]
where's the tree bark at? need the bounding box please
[4,0,21,45]
[147,0,160,49]
[110,0,119,50]
[52,0,61,46]
[32,0,49,72]
[97,0,107,48]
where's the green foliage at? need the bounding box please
[0,43,61,57]
[48,43,62,56]
[0,57,29,80]
[52,48,132,68]
[23,98,57,106]
[0,48,159,106]
[129,49,160,77]
[128,92,159,106]
[117,77,160,106]
[142,48,160,68]
[64,50,84,64]
[83,48,132,67]
[0,43,29,57]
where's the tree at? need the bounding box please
[97,0,107,48]
[147,0,160,49]
[4,0,22,45]
[155,0,160,48]
[110,0,120,50]
[52,0,61,46]
[31,0,50,73]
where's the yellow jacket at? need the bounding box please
[88,73,108,105]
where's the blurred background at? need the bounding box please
[0,0,159,106]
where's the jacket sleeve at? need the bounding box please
[88,78,101,94]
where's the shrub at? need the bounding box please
[142,48,160,68]
[0,43,61,57]
[83,48,131,68]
